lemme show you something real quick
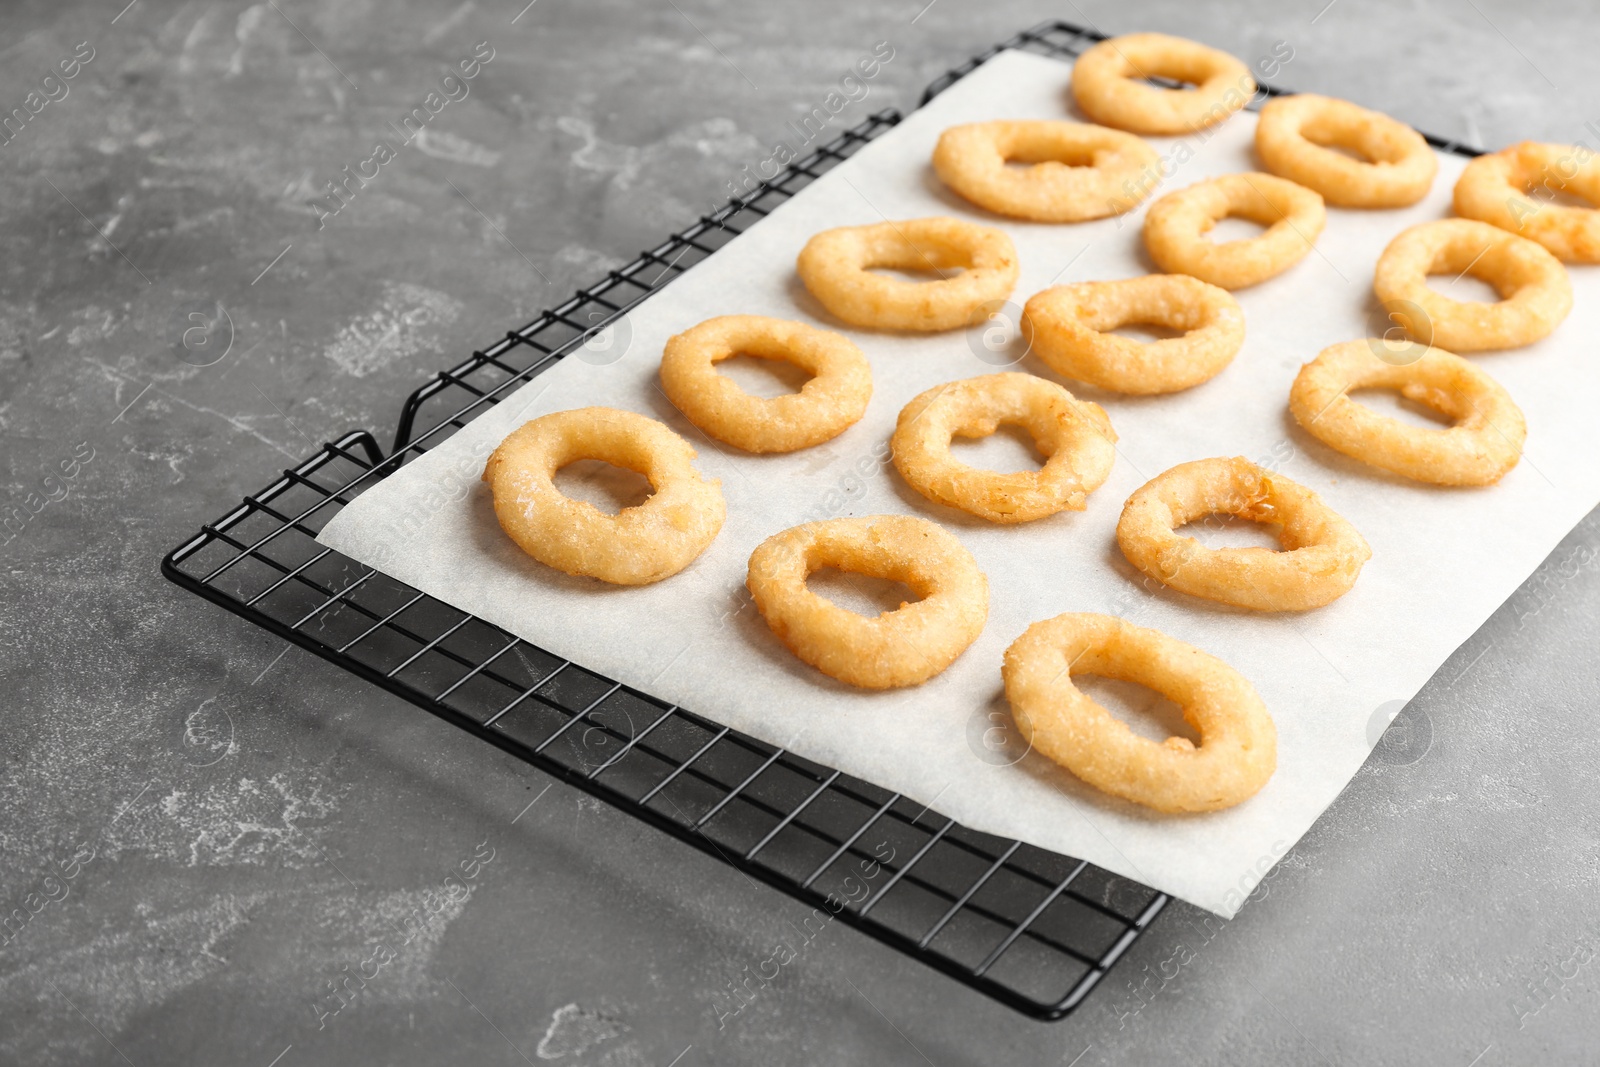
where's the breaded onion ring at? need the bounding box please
[1116,457,1370,612]
[483,407,725,586]
[1143,173,1327,289]
[890,373,1116,524]
[1022,274,1245,394]
[746,515,988,689]
[1255,94,1437,208]
[1453,141,1600,262]
[658,315,871,453]
[1289,339,1527,486]
[1070,32,1255,136]
[1373,218,1572,351]
[1002,612,1277,813]
[796,217,1020,332]
[931,120,1162,221]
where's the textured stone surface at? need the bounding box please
[2,1,1597,1064]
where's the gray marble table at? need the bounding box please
[2,1,1597,1064]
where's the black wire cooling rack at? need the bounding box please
[168,18,1456,1019]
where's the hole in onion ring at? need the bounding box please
[714,353,814,398]
[1305,140,1373,164]
[1074,675,1201,747]
[948,422,1045,474]
[1175,512,1282,550]
[1203,216,1269,244]
[1348,387,1456,429]
[1422,271,1505,305]
[552,458,654,516]
[1521,184,1594,210]
[867,264,952,284]
[1130,74,1192,90]
[805,566,922,617]
[1000,144,1100,170]
[1106,321,1187,343]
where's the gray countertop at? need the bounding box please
[3,1,1598,1064]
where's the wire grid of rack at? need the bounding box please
[161,20,1255,1020]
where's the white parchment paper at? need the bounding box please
[318,50,1600,917]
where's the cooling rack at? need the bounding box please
[167,19,1475,1019]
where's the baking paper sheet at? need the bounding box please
[318,50,1600,917]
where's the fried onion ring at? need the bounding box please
[890,373,1116,524]
[1372,218,1572,351]
[796,217,1020,332]
[1070,32,1255,136]
[1289,339,1526,486]
[1002,612,1276,813]
[659,315,872,453]
[1021,274,1245,394]
[931,120,1162,221]
[1453,141,1600,262]
[1143,173,1327,289]
[1255,94,1437,208]
[746,515,988,689]
[1116,457,1370,611]
[483,407,725,586]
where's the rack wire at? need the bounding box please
[162,425,1164,1021]
[166,17,1479,1019]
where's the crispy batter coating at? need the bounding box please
[1373,218,1572,351]
[931,120,1162,221]
[796,217,1019,332]
[891,372,1116,523]
[1023,274,1245,394]
[659,315,872,453]
[1143,173,1326,290]
[1116,456,1370,611]
[1070,33,1255,136]
[746,515,988,689]
[1003,612,1277,813]
[1453,141,1600,262]
[1289,340,1527,486]
[483,407,724,585]
[1256,94,1436,208]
